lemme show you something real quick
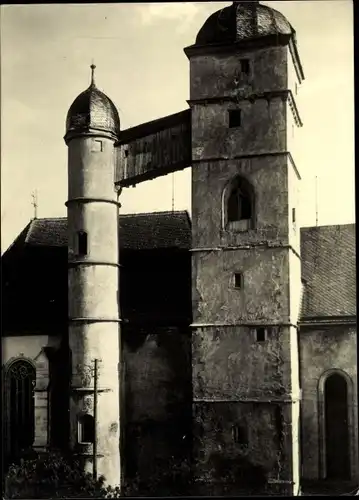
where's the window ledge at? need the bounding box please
[226,219,252,232]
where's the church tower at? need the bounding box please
[64,65,121,486]
[185,2,304,496]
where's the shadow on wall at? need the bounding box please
[122,326,193,496]
[208,452,268,493]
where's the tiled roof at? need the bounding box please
[300,224,356,318]
[22,211,192,251]
[195,2,293,47]
[4,215,355,320]
[65,82,120,141]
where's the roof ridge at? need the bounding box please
[31,211,190,222]
[31,216,67,221]
[120,210,189,218]
[1,219,34,256]
[24,218,38,243]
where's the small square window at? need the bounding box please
[240,59,250,75]
[234,273,243,289]
[78,414,95,444]
[92,139,103,152]
[228,110,242,128]
[256,327,267,342]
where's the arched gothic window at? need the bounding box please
[324,373,350,479]
[5,359,36,457]
[318,369,354,481]
[223,176,254,231]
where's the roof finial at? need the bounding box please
[90,61,96,87]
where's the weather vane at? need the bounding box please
[31,190,38,219]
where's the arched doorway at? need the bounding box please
[5,359,36,459]
[324,373,350,480]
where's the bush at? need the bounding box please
[122,456,192,497]
[4,451,121,499]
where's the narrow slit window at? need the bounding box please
[232,425,247,445]
[234,273,243,289]
[228,110,242,128]
[240,59,250,75]
[78,414,95,444]
[292,208,296,224]
[256,327,267,342]
[78,231,88,256]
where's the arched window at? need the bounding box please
[223,176,254,231]
[5,359,36,458]
[78,414,95,444]
[324,373,350,479]
[318,369,354,481]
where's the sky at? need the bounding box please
[1,1,355,252]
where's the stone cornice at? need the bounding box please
[287,151,301,180]
[287,90,303,127]
[191,322,297,328]
[69,317,122,323]
[65,197,120,208]
[191,243,301,260]
[71,387,111,393]
[191,150,301,180]
[184,33,292,59]
[184,32,304,84]
[193,396,301,404]
[68,260,121,269]
[288,36,305,83]
[64,128,117,146]
[187,89,303,128]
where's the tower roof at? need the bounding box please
[195,1,294,47]
[65,65,120,142]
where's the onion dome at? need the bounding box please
[195,1,294,47]
[65,64,120,143]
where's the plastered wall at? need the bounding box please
[299,326,358,481]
